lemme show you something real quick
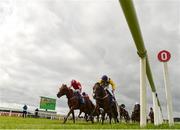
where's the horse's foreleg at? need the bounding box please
[114,112,118,124]
[109,114,112,124]
[85,113,88,122]
[78,111,82,118]
[101,112,105,125]
[72,110,75,123]
[120,115,122,122]
[90,106,98,124]
[63,107,74,124]
[112,112,117,124]
[97,115,99,122]
[111,106,118,123]
[117,117,119,123]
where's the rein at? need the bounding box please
[95,94,108,100]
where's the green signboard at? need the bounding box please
[40,96,56,110]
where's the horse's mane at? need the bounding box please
[68,88,74,96]
[60,84,74,98]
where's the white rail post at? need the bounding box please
[9,110,12,117]
[163,62,174,126]
[140,57,147,127]
[158,106,163,124]
[152,92,159,125]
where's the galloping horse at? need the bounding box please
[119,104,130,122]
[78,96,101,122]
[57,84,94,123]
[92,82,119,124]
[131,104,140,122]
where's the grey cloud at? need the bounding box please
[0,0,180,117]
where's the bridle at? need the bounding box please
[95,94,108,100]
[93,83,108,100]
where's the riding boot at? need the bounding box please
[79,96,85,104]
[77,92,84,104]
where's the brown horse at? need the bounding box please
[119,104,130,122]
[91,82,119,124]
[57,84,94,123]
[131,104,140,122]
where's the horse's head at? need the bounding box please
[93,82,100,94]
[93,82,106,98]
[57,84,69,98]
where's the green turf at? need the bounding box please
[0,116,180,129]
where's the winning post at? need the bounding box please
[157,50,174,126]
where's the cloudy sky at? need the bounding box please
[0,0,180,117]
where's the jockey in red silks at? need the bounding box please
[69,79,84,104]
[70,79,82,93]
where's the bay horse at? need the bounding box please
[119,104,130,122]
[91,82,119,124]
[77,95,101,122]
[131,104,140,122]
[57,84,94,123]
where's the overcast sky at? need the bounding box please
[0,0,180,118]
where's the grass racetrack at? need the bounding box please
[0,116,180,129]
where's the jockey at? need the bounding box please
[82,92,89,100]
[120,104,126,109]
[69,79,84,104]
[99,75,116,102]
[134,102,140,112]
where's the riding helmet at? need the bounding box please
[101,75,108,81]
[71,79,76,85]
[82,92,86,96]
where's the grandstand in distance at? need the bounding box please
[0,106,64,120]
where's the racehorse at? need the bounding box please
[119,104,130,122]
[78,96,101,122]
[131,104,140,122]
[91,82,119,124]
[57,84,94,123]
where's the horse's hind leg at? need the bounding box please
[63,108,74,123]
[90,106,99,124]
[109,114,112,124]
